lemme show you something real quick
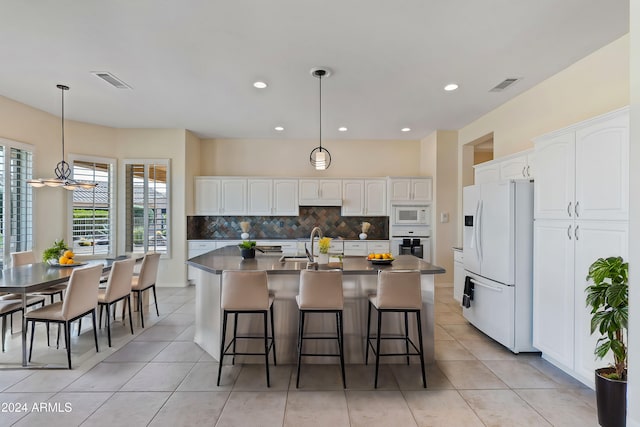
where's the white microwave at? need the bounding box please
[393,206,430,225]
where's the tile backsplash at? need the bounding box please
[187,207,388,240]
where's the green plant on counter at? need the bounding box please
[238,240,256,249]
[43,239,68,263]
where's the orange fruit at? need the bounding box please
[59,256,69,264]
[375,254,382,259]
[64,250,74,259]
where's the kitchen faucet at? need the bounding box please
[306,226,323,269]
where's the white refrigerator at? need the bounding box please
[462,180,536,353]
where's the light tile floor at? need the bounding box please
[0,285,598,426]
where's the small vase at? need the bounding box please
[241,232,250,240]
[318,253,329,264]
[359,233,368,240]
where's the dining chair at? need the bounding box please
[26,264,103,369]
[131,253,161,328]
[97,258,135,346]
[11,251,65,304]
[0,296,46,352]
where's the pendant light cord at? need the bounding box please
[318,72,322,152]
[61,86,65,160]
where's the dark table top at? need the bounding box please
[0,258,131,294]
[186,246,446,276]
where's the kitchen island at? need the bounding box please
[187,246,445,364]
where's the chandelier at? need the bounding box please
[27,84,98,190]
[309,67,332,170]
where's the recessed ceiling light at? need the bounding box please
[444,83,459,91]
[338,127,348,132]
[274,126,284,131]
[253,81,268,89]
[401,127,411,132]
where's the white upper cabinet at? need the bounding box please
[299,179,342,205]
[195,177,247,215]
[219,179,247,215]
[574,112,629,221]
[195,177,221,215]
[247,179,273,215]
[473,162,500,185]
[272,179,299,215]
[534,108,628,221]
[247,179,299,216]
[342,179,387,216]
[474,149,534,184]
[388,178,432,203]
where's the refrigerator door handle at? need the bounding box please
[470,279,503,293]
[477,200,483,263]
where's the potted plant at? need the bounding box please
[43,239,69,264]
[318,237,332,264]
[585,256,628,427]
[238,240,257,259]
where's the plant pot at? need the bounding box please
[240,248,255,259]
[318,253,329,264]
[595,367,627,427]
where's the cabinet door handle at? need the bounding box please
[567,202,572,217]
[574,225,579,240]
[575,201,580,218]
[567,225,572,240]
[526,165,531,177]
[522,166,526,178]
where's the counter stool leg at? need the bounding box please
[216,311,228,387]
[232,313,238,365]
[416,310,426,388]
[127,296,134,335]
[270,303,277,366]
[404,311,410,365]
[374,310,382,388]
[296,310,305,388]
[338,311,346,388]
[65,321,72,369]
[365,301,372,365]
[263,311,271,387]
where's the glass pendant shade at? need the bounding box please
[309,67,332,170]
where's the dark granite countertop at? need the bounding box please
[186,245,446,275]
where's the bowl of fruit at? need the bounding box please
[44,240,86,267]
[367,252,395,265]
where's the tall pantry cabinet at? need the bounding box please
[532,108,629,388]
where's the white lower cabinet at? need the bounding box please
[453,249,464,303]
[344,241,367,256]
[367,241,389,254]
[533,219,628,388]
[187,241,218,282]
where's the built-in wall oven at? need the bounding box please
[390,224,431,262]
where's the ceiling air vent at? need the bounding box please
[490,78,520,92]
[91,71,132,89]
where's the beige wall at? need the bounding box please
[473,151,493,165]
[420,131,457,284]
[185,130,202,216]
[627,1,639,424]
[200,138,422,177]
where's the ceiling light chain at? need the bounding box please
[27,85,98,190]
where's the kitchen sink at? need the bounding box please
[279,255,310,262]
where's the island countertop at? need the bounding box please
[187,245,446,275]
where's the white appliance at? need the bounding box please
[462,180,535,353]
[392,205,430,226]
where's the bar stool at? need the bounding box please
[216,270,276,387]
[295,269,346,388]
[365,269,426,388]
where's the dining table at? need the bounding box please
[0,257,132,367]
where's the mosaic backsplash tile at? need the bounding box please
[187,206,388,240]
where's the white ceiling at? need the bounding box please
[0,0,629,141]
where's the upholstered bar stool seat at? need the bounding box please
[295,269,346,388]
[366,269,426,388]
[217,270,276,387]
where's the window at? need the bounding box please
[0,139,34,268]
[69,156,115,256]
[124,160,169,256]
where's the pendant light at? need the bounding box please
[27,84,98,190]
[309,67,332,170]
